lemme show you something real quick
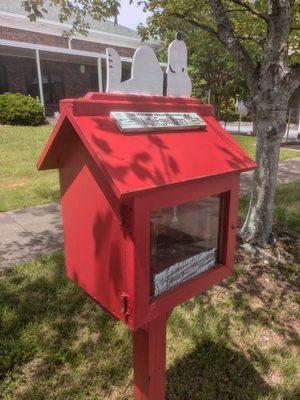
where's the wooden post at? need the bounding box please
[133,313,169,400]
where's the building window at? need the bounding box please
[121,63,131,82]
[25,68,65,104]
[0,65,8,94]
[89,72,99,92]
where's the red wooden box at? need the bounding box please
[37,92,256,330]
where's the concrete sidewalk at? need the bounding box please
[0,203,63,268]
[222,121,299,142]
[1,158,300,269]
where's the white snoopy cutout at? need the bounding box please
[166,32,192,97]
[106,33,192,98]
[106,46,164,96]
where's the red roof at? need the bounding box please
[37,93,256,199]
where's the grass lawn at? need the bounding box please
[0,182,299,399]
[240,181,300,234]
[0,124,300,212]
[234,135,300,161]
[0,124,59,212]
[0,253,299,399]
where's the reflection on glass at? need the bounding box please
[150,196,221,297]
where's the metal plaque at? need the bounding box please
[110,111,206,133]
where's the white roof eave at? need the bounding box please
[0,38,167,66]
[0,11,161,50]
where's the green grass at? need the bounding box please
[0,251,299,399]
[239,181,300,234]
[234,135,300,161]
[0,124,299,212]
[0,124,59,212]
[1,125,299,398]
[0,183,299,399]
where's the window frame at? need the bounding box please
[149,194,224,298]
[24,67,65,105]
[127,173,240,328]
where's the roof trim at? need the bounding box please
[0,38,168,66]
[37,107,123,199]
[0,38,129,62]
[37,94,257,198]
[0,11,161,50]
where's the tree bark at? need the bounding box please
[167,0,299,246]
[240,0,297,245]
[207,0,298,245]
[240,95,288,244]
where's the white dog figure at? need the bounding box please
[106,33,192,97]
[166,32,192,97]
[106,46,164,96]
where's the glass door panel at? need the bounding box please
[150,195,221,297]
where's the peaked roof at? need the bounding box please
[37,93,257,199]
[0,0,140,39]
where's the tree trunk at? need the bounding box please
[208,0,297,247]
[214,94,222,120]
[240,95,288,245]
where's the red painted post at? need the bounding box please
[133,313,169,400]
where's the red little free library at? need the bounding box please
[38,92,256,399]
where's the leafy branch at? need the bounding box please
[228,0,268,22]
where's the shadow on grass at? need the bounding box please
[1,251,298,399]
[165,252,299,399]
[223,261,299,348]
[167,340,271,400]
[0,253,132,399]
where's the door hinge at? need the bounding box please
[121,294,131,321]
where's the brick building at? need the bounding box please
[0,1,161,115]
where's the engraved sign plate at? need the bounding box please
[110,111,206,133]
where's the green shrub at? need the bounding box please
[220,97,239,122]
[0,93,45,126]
[241,114,253,122]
